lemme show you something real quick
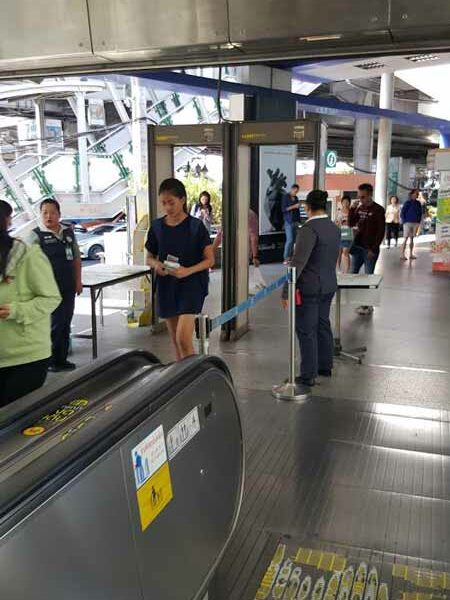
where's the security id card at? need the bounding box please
[163,254,180,272]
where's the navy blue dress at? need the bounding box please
[145,215,211,318]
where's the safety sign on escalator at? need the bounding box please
[131,425,173,532]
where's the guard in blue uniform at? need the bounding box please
[31,198,82,371]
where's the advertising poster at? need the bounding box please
[88,98,106,127]
[259,145,296,235]
[432,170,450,272]
[17,118,63,149]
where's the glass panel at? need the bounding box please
[43,154,77,193]
[89,155,121,191]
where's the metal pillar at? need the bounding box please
[76,93,90,202]
[34,99,47,157]
[375,73,394,207]
[131,77,149,220]
[353,93,374,173]
[106,82,132,133]
[313,121,327,190]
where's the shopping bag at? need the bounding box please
[249,266,267,295]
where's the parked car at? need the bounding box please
[61,210,126,233]
[78,223,127,260]
[61,221,88,235]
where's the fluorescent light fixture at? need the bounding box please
[299,34,343,42]
[406,54,439,63]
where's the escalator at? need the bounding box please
[0,349,244,600]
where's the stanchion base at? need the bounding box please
[272,382,311,402]
[334,344,367,365]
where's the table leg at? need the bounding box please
[334,286,366,364]
[91,288,98,359]
[100,288,104,327]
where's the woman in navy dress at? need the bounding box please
[146,178,214,360]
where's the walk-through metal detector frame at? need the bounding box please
[147,120,323,341]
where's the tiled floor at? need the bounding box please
[65,240,450,599]
[70,238,449,407]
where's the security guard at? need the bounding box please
[282,190,340,387]
[30,198,82,372]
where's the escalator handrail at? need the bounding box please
[0,353,239,536]
[0,348,161,431]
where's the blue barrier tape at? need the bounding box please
[209,273,288,331]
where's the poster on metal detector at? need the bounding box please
[432,170,450,272]
[258,145,297,235]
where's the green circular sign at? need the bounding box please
[326,150,338,169]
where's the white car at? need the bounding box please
[78,223,127,260]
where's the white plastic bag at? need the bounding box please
[249,266,267,295]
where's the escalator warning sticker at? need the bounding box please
[22,399,90,436]
[132,425,167,489]
[166,406,200,460]
[23,426,46,436]
[136,462,173,532]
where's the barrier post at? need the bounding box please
[272,266,310,402]
[196,314,210,355]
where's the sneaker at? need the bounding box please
[410,255,417,260]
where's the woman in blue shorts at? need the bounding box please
[146,178,214,360]
[335,195,352,273]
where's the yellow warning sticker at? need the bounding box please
[136,461,173,532]
[295,547,346,573]
[22,426,46,436]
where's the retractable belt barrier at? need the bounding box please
[210,273,288,331]
[195,268,310,402]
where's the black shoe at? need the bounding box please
[295,376,316,387]
[318,369,332,377]
[48,361,76,373]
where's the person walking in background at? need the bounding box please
[29,198,82,372]
[146,178,214,361]
[385,195,401,248]
[0,200,61,406]
[281,190,340,387]
[335,195,352,273]
[281,183,301,264]
[248,208,260,268]
[190,190,213,235]
[401,189,423,260]
[348,183,385,315]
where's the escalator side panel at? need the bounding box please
[0,363,243,600]
[0,450,143,600]
[120,369,243,600]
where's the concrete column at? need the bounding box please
[76,93,90,202]
[354,119,374,173]
[375,72,394,207]
[34,99,47,157]
[131,77,149,220]
[313,121,328,190]
[354,93,374,173]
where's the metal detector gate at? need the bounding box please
[147,120,323,340]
